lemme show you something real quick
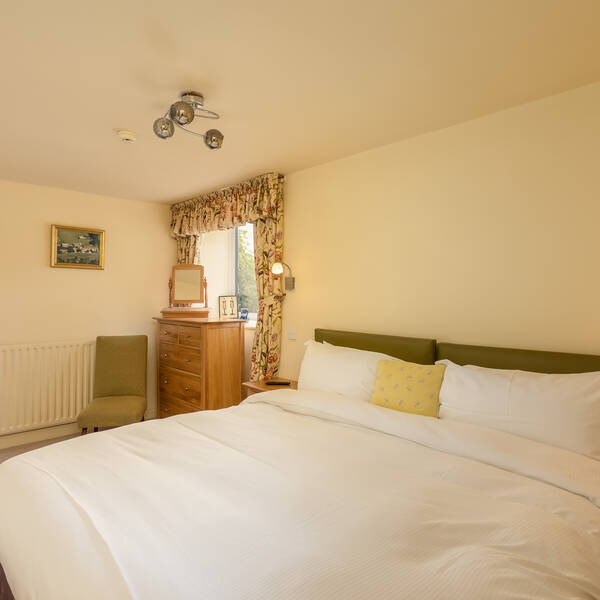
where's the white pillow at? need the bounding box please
[436,359,600,459]
[298,340,401,402]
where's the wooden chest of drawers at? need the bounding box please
[154,317,245,418]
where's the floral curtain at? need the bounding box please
[171,172,285,380]
[250,212,283,379]
[176,235,202,265]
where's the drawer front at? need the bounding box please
[159,367,202,403]
[158,323,178,344]
[158,342,179,370]
[178,325,202,348]
[159,343,202,375]
[159,394,201,418]
[176,346,202,375]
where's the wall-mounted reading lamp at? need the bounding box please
[271,262,295,291]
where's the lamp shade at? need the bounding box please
[169,101,195,125]
[204,129,224,149]
[271,262,284,275]
[153,117,174,139]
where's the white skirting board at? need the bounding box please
[0,422,81,450]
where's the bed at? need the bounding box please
[1,329,600,599]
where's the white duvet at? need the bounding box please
[1,389,600,599]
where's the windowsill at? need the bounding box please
[244,321,257,330]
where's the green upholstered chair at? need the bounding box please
[78,335,148,434]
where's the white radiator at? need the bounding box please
[0,340,94,436]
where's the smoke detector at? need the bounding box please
[116,129,137,143]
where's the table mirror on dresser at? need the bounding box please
[161,264,210,319]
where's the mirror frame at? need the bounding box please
[170,264,205,306]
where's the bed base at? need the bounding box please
[0,563,14,600]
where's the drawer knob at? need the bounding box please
[162,331,169,335]
[186,335,191,339]
[164,407,170,413]
[162,353,168,358]
[184,386,191,392]
[185,359,191,363]
[163,379,168,384]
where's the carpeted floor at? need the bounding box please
[0,434,77,463]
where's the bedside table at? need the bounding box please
[242,379,298,398]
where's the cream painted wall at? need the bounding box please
[279,82,600,378]
[0,179,174,434]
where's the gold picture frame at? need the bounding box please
[50,224,105,269]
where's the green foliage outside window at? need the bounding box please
[236,226,258,313]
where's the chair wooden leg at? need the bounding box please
[81,428,87,435]
[93,427,99,433]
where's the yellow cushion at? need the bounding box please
[370,360,446,417]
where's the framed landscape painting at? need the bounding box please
[50,225,105,269]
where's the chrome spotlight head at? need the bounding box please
[204,129,224,149]
[153,117,174,139]
[169,101,195,125]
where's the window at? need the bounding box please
[235,223,258,320]
[199,225,258,324]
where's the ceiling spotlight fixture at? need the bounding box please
[153,91,223,149]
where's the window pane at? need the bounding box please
[236,224,258,314]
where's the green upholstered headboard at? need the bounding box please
[314,328,436,364]
[436,343,600,374]
[314,328,600,373]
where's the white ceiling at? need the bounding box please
[1,0,599,203]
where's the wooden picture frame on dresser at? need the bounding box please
[154,317,245,418]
